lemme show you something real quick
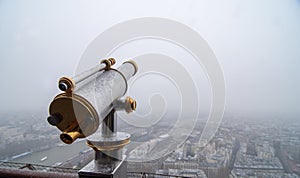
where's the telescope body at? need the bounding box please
[48,61,137,144]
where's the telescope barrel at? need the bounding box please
[75,61,137,120]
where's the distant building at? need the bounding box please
[183,140,193,159]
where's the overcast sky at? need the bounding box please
[0,0,299,119]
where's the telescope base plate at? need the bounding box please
[78,155,127,178]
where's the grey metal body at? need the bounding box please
[74,62,136,136]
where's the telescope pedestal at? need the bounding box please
[78,153,127,178]
[78,110,130,178]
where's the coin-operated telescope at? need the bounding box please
[47,58,138,177]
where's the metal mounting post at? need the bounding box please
[78,109,130,178]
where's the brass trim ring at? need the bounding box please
[101,58,116,70]
[86,139,130,151]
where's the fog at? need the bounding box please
[0,0,300,119]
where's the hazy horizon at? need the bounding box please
[0,0,300,119]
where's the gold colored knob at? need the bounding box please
[131,99,136,111]
[60,131,81,144]
[125,97,136,113]
[108,58,116,65]
[101,58,116,69]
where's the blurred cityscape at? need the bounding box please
[0,111,299,178]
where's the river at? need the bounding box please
[12,140,88,166]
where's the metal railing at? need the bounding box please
[0,161,192,178]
